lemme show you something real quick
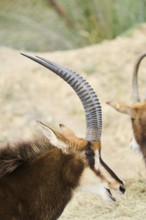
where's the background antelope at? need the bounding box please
[107,53,146,165]
[0,54,125,220]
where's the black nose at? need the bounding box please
[119,185,126,194]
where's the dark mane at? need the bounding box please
[0,136,52,178]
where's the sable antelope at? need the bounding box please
[107,53,146,164]
[0,54,125,220]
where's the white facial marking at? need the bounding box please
[130,136,140,152]
[94,150,100,170]
[77,167,114,202]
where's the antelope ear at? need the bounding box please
[106,101,136,118]
[37,121,68,151]
[59,124,76,137]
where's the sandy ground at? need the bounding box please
[0,24,146,219]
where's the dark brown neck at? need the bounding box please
[132,122,146,164]
[0,147,84,220]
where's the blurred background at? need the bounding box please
[0,0,146,51]
[0,1,146,219]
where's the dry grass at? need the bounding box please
[60,180,146,220]
[0,24,146,219]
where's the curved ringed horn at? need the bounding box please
[21,53,102,142]
[132,53,146,102]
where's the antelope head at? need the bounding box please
[107,53,146,157]
[22,53,125,202]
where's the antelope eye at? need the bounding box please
[131,118,135,121]
[85,149,95,168]
[85,149,95,158]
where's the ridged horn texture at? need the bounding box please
[132,53,146,102]
[21,53,102,141]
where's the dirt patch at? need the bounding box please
[0,24,146,219]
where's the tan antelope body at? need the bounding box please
[107,53,146,164]
[0,54,125,220]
